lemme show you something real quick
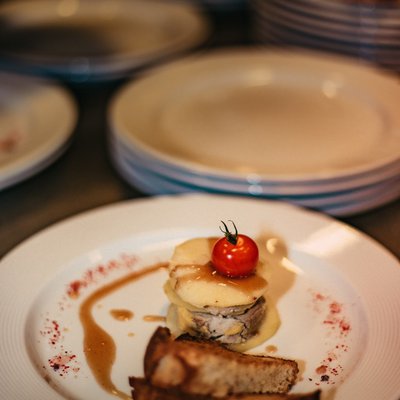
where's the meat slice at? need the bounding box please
[192,297,266,343]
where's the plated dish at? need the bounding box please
[0,72,77,191]
[1,194,400,399]
[0,0,209,81]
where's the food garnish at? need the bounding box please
[211,220,259,278]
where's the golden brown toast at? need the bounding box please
[143,327,299,398]
[129,377,321,400]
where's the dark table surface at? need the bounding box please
[0,4,399,261]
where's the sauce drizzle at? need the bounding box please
[79,263,167,399]
[174,262,267,295]
[143,315,166,322]
[110,309,134,321]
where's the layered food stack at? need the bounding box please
[129,224,321,399]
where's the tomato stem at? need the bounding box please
[219,220,238,245]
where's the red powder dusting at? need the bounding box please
[329,302,341,314]
[340,320,351,334]
[0,130,21,153]
[308,289,352,387]
[40,253,140,378]
[311,292,351,337]
[40,319,62,347]
[315,293,326,301]
[65,253,138,299]
[48,351,80,377]
[67,281,83,299]
[315,365,327,374]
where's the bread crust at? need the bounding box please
[129,377,321,400]
[143,327,299,398]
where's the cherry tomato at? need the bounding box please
[211,221,259,278]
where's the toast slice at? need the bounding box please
[129,377,321,400]
[143,327,299,398]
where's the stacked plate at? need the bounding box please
[180,0,246,11]
[250,0,400,73]
[0,72,77,191]
[0,0,210,82]
[108,49,400,217]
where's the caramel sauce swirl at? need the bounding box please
[79,263,167,399]
[110,309,134,321]
[143,315,166,322]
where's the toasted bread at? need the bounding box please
[143,327,299,398]
[129,377,321,400]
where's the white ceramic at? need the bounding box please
[250,0,400,72]
[109,49,400,182]
[0,72,77,190]
[110,147,400,216]
[0,0,210,81]
[1,194,400,400]
[110,134,400,197]
[254,1,400,45]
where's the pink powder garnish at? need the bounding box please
[0,130,21,153]
[40,319,63,347]
[40,252,140,378]
[48,351,80,377]
[308,289,352,386]
[65,253,138,299]
[316,365,327,374]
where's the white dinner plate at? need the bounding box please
[110,149,400,216]
[0,0,209,81]
[0,72,77,190]
[250,0,400,74]
[255,1,400,45]
[1,194,400,400]
[110,48,400,182]
[182,0,246,11]
[110,135,400,197]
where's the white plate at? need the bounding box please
[110,135,400,196]
[111,149,400,216]
[110,49,400,181]
[0,72,77,190]
[252,0,400,30]
[254,0,400,45]
[0,0,209,81]
[182,0,246,11]
[1,194,400,400]
[250,0,400,74]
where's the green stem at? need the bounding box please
[219,220,238,245]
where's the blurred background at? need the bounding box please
[0,0,399,259]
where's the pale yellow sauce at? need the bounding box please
[175,261,267,295]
